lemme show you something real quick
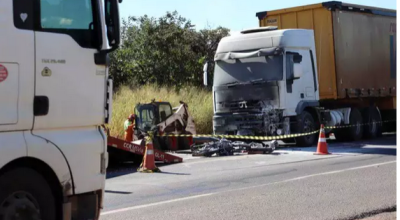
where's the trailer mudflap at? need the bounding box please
[107,136,183,163]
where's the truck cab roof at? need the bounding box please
[215,29,315,55]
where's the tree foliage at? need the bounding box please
[109,11,230,89]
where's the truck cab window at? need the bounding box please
[286,52,303,93]
[41,0,93,30]
[38,0,99,49]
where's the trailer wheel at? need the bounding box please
[0,168,57,220]
[334,128,348,142]
[362,107,382,139]
[348,108,364,141]
[295,111,318,147]
[336,108,363,142]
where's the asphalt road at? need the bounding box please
[101,135,396,220]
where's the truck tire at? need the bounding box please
[348,108,364,141]
[295,111,318,147]
[362,107,382,139]
[380,109,396,133]
[334,128,348,142]
[335,108,363,142]
[0,168,57,220]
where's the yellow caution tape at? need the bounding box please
[159,131,319,141]
[157,120,395,141]
[324,120,395,129]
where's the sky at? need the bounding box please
[119,0,397,33]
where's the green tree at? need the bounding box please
[109,11,230,89]
[193,25,230,87]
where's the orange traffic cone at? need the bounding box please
[138,136,161,173]
[314,124,331,155]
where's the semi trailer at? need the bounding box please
[203,1,396,146]
[0,0,121,219]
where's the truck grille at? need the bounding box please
[219,100,262,112]
[234,115,263,128]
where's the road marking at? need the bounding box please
[218,160,396,194]
[101,160,395,216]
[283,161,396,182]
[101,193,214,216]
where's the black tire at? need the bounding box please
[334,127,348,142]
[362,107,382,139]
[295,111,318,147]
[335,108,363,142]
[0,168,57,220]
[348,108,364,141]
[375,108,383,137]
[380,109,396,133]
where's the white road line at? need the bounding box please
[283,161,396,182]
[101,193,214,216]
[101,160,396,216]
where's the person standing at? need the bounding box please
[124,114,135,142]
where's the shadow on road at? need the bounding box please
[278,134,396,156]
[155,171,191,175]
[106,160,191,178]
[269,152,289,156]
[105,190,133,195]
[106,167,138,179]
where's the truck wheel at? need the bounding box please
[334,128,348,142]
[362,107,382,139]
[335,108,363,142]
[337,108,364,142]
[348,108,364,141]
[295,111,318,147]
[0,168,57,220]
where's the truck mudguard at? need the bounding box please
[295,101,319,115]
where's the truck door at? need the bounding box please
[33,0,107,129]
[0,1,35,129]
[285,49,317,115]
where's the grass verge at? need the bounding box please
[108,84,213,137]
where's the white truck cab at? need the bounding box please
[204,27,321,146]
[0,0,121,219]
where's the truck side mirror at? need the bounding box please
[105,0,121,48]
[293,63,303,79]
[203,62,208,86]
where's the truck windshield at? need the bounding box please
[213,55,283,86]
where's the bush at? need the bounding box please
[109,11,229,90]
[108,84,213,137]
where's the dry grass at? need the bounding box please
[108,84,213,137]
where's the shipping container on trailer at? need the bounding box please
[256,1,396,111]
